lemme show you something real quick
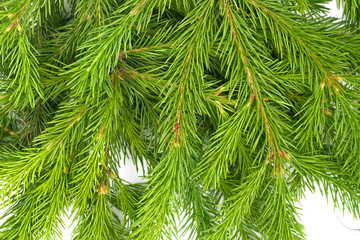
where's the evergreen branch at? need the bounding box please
[0,0,65,109]
[0,95,93,202]
[64,0,174,98]
[205,164,267,239]
[257,176,305,240]
[179,184,220,239]
[196,1,293,190]
[337,0,360,30]
[110,178,143,227]
[130,2,217,239]
[69,94,118,210]
[0,27,42,109]
[72,194,121,240]
[0,176,67,240]
[240,1,357,154]
[290,154,360,217]
[1,1,360,239]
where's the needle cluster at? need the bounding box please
[0,0,359,239]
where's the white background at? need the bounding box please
[2,1,360,239]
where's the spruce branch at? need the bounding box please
[0,0,360,239]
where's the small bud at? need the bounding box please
[97,131,104,139]
[320,81,325,89]
[334,76,343,83]
[266,150,274,165]
[246,101,252,108]
[8,14,15,19]
[17,23,21,31]
[108,169,115,179]
[117,73,123,80]
[324,109,332,116]
[215,100,224,115]
[218,107,224,115]
[250,94,256,103]
[99,181,107,195]
[109,173,115,180]
[214,87,224,96]
[5,26,12,32]
[87,67,91,72]
[174,140,180,148]
[46,142,54,150]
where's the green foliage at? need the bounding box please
[0,0,360,239]
[337,0,360,29]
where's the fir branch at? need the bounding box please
[0,1,360,239]
[337,0,360,30]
